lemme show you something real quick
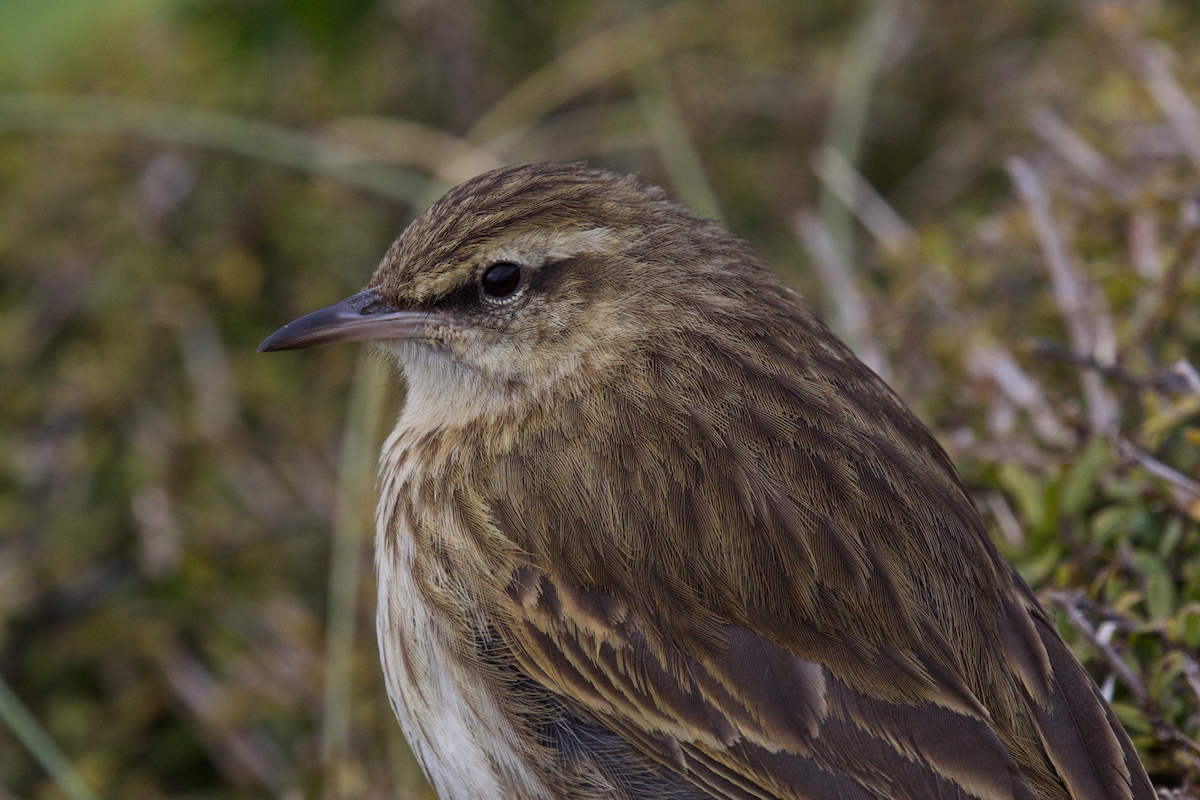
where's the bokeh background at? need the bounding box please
[1,0,1199,797]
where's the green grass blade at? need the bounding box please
[0,673,101,800]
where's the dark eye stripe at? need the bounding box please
[481,262,523,299]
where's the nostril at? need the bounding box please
[360,300,383,315]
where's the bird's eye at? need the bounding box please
[480,262,523,300]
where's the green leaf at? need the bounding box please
[1090,505,1133,547]
[1130,551,1176,621]
[1060,436,1108,517]
[1016,544,1065,588]
[1172,605,1200,650]
[1109,701,1151,735]
[998,462,1049,533]
[1147,652,1186,701]
[1158,516,1183,558]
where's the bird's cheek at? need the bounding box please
[429,329,513,378]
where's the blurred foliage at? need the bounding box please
[1,0,1199,797]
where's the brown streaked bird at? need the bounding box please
[260,163,1155,800]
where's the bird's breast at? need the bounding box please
[374,429,552,800]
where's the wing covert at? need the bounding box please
[497,567,1039,800]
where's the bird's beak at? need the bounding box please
[258,288,459,352]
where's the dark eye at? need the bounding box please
[480,262,523,299]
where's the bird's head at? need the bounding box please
[260,163,772,427]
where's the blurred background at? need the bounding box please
[1,0,1199,797]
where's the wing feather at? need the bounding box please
[1026,610,1154,800]
[469,307,1153,799]
[500,568,1040,800]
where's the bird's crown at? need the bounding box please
[367,162,677,308]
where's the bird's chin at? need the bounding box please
[378,334,584,432]
[379,341,511,434]
[373,335,434,362]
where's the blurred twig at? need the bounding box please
[323,117,503,189]
[1027,107,1133,200]
[1007,156,1120,435]
[811,145,915,256]
[0,93,432,204]
[1172,359,1200,396]
[1129,211,1165,281]
[158,646,295,795]
[0,673,101,800]
[1006,158,1096,355]
[466,1,714,145]
[968,343,1070,445]
[1117,438,1200,518]
[1045,590,1148,704]
[628,38,723,223]
[819,0,903,272]
[489,101,652,166]
[801,0,901,387]
[1135,42,1200,171]
[322,356,390,800]
[985,491,1025,547]
[170,302,240,443]
[1031,341,1198,397]
[794,210,891,381]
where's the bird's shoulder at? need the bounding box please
[485,303,1009,670]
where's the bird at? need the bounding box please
[259,162,1155,800]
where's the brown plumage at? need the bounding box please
[260,163,1155,800]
